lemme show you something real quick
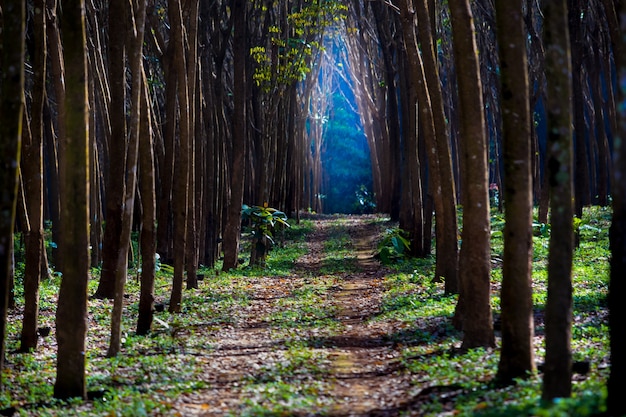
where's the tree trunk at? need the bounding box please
[137,69,157,335]
[18,0,46,353]
[167,0,191,313]
[413,0,459,292]
[54,0,90,399]
[0,0,26,389]
[494,0,535,383]
[95,0,128,300]
[222,0,247,271]
[448,0,495,348]
[606,2,626,415]
[541,0,574,401]
[107,0,147,357]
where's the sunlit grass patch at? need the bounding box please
[378,271,457,323]
[238,341,332,416]
[265,276,340,330]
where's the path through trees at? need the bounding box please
[171,216,416,415]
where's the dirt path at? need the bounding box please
[172,215,414,416]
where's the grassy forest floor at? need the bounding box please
[2,209,611,416]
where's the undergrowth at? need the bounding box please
[1,208,611,416]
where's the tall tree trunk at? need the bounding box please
[448,0,495,349]
[168,0,191,312]
[184,0,200,290]
[45,0,64,268]
[606,2,626,415]
[494,0,535,383]
[19,0,46,353]
[136,70,157,336]
[568,0,590,215]
[541,0,574,401]
[0,0,25,389]
[397,0,427,257]
[54,0,90,399]
[222,0,247,271]
[413,0,459,292]
[95,0,128,299]
[107,0,147,356]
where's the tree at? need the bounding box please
[18,0,47,353]
[0,0,25,390]
[94,0,128,300]
[54,0,90,399]
[605,1,626,415]
[222,0,247,271]
[167,0,192,311]
[541,0,575,401]
[412,0,459,292]
[107,0,148,356]
[136,71,157,336]
[494,0,535,383]
[448,0,495,349]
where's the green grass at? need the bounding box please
[2,209,611,416]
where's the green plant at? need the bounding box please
[376,227,410,264]
[242,203,290,267]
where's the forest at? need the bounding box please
[0,0,625,415]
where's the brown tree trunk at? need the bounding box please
[184,0,200,290]
[95,0,128,300]
[0,0,25,389]
[19,0,46,353]
[607,2,626,415]
[397,1,427,256]
[168,0,190,312]
[136,70,157,336]
[448,0,495,349]
[107,0,147,357]
[45,0,64,268]
[494,0,536,383]
[542,0,574,401]
[413,0,459,292]
[54,0,90,399]
[222,0,247,271]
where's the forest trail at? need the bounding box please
[172,215,415,416]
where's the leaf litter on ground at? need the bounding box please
[2,209,610,416]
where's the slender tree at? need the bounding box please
[494,0,535,383]
[413,0,460,292]
[222,0,247,271]
[606,1,626,415]
[167,0,191,312]
[0,0,26,390]
[136,71,157,336]
[54,0,91,399]
[18,0,47,354]
[94,0,128,300]
[448,0,495,348]
[541,0,575,401]
[108,0,147,356]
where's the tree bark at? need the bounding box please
[54,0,90,399]
[494,0,536,383]
[107,0,147,357]
[448,0,495,348]
[541,0,574,401]
[95,0,128,299]
[0,0,25,389]
[136,70,157,336]
[167,0,191,312]
[222,0,247,271]
[607,2,626,415]
[413,0,459,292]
